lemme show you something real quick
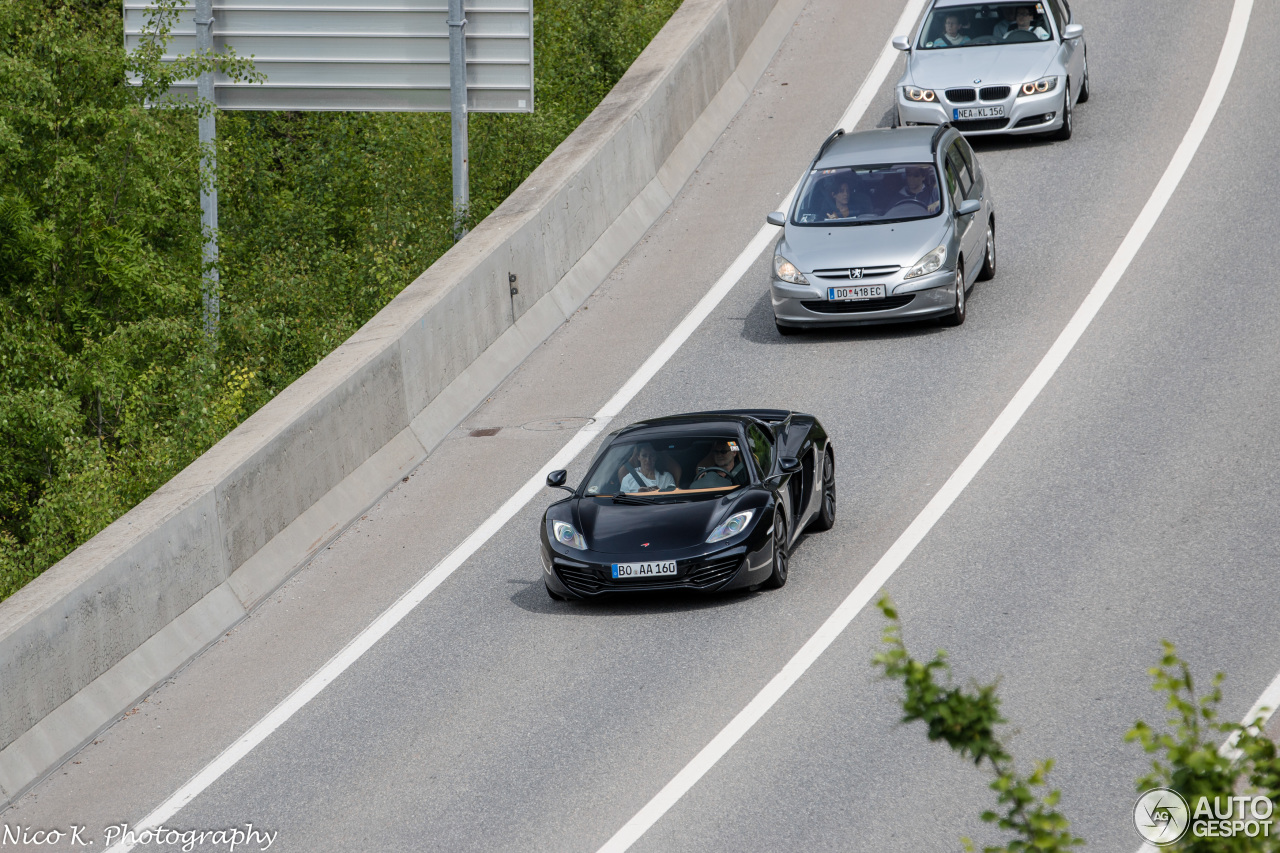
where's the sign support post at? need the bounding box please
[195,0,219,341]
[448,0,469,240]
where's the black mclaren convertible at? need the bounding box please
[540,410,835,600]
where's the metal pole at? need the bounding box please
[448,0,469,240]
[195,0,219,342]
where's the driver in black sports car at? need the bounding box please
[690,441,749,489]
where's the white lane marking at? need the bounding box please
[1135,665,1280,853]
[595,0,1256,850]
[103,3,914,848]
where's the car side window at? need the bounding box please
[956,136,979,181]
[1046,0,1067,35]
[943,159,963,211]
[947,146,972,201]
[746,424,773,477]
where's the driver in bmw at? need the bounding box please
[898,166,941,213]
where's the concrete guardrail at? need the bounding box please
[0,0,806,808]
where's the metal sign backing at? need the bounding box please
[124,0,534,113]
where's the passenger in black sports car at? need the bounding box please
[619,443,677,492]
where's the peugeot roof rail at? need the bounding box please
[930,122,953,153]
[813,128,846,164]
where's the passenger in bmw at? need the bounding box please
[690,441,749,489]
[620,443,677,492]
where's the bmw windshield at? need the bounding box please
[792,164,942,226]
[917,3,1055,49]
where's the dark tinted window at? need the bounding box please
[1046,0,1067,33]
[955,135,979,178]
[946,144,974,198]
[746,424,774,477]
[943,160,963,210]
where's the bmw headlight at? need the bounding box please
[904,244,947,279]
[707,510,754,543]
[774,252,808,285]
[552,520,587,550]
[1018,76,1058,96]
[903,86,938,102]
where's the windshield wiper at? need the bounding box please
[612,494,657,505]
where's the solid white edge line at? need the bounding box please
[596,0,1256,850]
[104,3,914,848]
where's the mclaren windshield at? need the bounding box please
[583,434,751,498]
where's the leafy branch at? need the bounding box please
[874,596,1084,852]
[1126,641,1280,852]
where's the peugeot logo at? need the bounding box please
[848,268,864,279]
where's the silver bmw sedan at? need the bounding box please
[893,0,1088,139]
[767,125,996,332]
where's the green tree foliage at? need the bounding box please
[874,596,1083,852]
[876,599,1280,851]
[1127,641,1280,852]
[0,0,682,600]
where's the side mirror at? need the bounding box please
[1062,23,1083,40]
[766,211,786,228]
[957,198,981,216]
[891,35,911,51]
[546,470,570,491]
[779,456,802,474]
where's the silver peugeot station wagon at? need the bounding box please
[767,125,996,333]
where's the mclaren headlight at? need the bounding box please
[904,244,947,279]
[707,510,754,543]
[552,520,587,550]
[1018,76,1058,96]
[774,252,808,285]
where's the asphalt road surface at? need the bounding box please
[9,0,1280,850]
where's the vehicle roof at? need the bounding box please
[614,409,794,439]
[814,127,945,170]
[931,0,1018,7]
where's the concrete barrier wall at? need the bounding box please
[0,0,805,807]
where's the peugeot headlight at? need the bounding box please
[1018,76,1058,96]
[903,86,938,102]
[552,520,587,550]
[774,252,808,285]
[707,510,754,543]
[904,244,947,279]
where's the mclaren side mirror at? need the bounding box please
[957,199,982,216]
[1062,23,1083,40]
[766,211,786,228]
[546,470,569,489]
[779,456,802,474]
[892,35,911,51]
